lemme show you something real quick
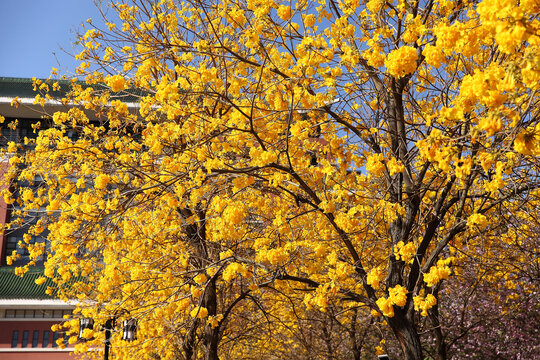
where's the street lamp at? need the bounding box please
[121,318,137,341]
[78,317,95,338]
[78,311,137,360]
[104,311,137,360]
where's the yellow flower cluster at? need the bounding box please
[394,241,416,264]
[422,44,445,68]
[458,64,509,110]
[304,283,337,312]
[193,273,207,284]
[277,5,292,21]
[105,74,126,92]
[514,125,540,155]
[387,157,405,176]
[385,46,418,78]
[303,13,316,28]
[261,247,289,265]
[94,174,110,189]
[478,115,503,136]
[207,314,224,329]
[365,39,386,67]
[222,262,251,282]
[367,267,383,290]
[402,15,425,44]
[366,0,385,13]
[365,153,385,177]
[376,285,408,317]
[190,306,209,319]
[388,284,407,307]
[477,0,536,54]
[483,161,506,193]
[413,293,437,316]
[424,258,454,287]
[417,129,455,172]
[454,157,473,181]
[467,213,488,229]
[223,203,247,225]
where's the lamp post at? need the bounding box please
[79,311,137,360]
[103,317,115,360]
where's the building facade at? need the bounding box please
[0,77,77,359]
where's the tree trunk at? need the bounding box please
[350,309,362,360]
[203,277,219,360]
[387,312,423,360]
[183,321,197,360]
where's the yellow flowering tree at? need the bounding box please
[4,0,540,359]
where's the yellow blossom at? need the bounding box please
[467,213,488,229]
[422,44,445,68]
[190,306,208,319]
[35,277,47,285]
[194,273,207,284]
[94,174,110,189]
[277,5,293,21]
[367,267,383,290]
[414,293,437,316]
[376,297,394,317]
[106,74,126,92]
[385,46,418,78]
[388,284,408,307]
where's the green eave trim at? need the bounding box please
[0,77,146,103]
[0,266,55,299]
[0,77,68,99]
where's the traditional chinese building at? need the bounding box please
[0,77,76,359]
[0,267,75,359]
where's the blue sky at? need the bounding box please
[0,0,105,79]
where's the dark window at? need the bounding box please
[5,309,15,318]
[21,330,29,348]
[43,330,50,347]
[52,332,59,347]
[4,207,49,267]
[11,330,19,348]
[32,330,39,347]
[1,118,51,267]
[0,117,41,146]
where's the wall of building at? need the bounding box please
[0,319,75,359]
[0,160,10,265]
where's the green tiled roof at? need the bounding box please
[0,77,71,99]
[0,267,55,299]
[0,77,146,102]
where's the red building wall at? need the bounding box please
[0,319,77,359]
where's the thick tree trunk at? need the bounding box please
[429,296,448,360]
[349,309,359,360]
[203,277,219,360]
[183,321,197,360]
[183,207,220,360]
[387,312,423,360]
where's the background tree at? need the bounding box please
[3,0,540,359]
